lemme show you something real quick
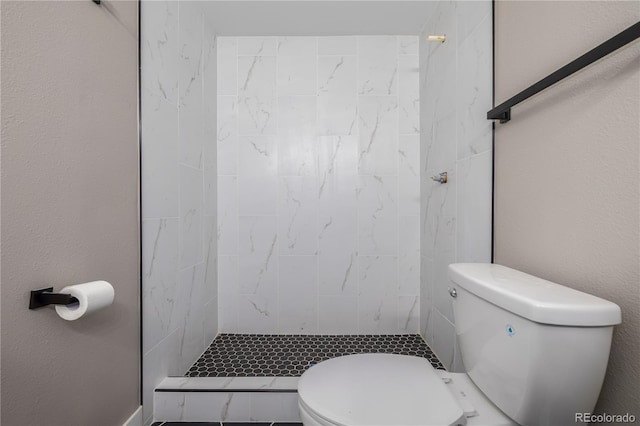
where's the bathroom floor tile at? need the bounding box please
[186,334,444,377]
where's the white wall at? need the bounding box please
[140,1,218,423]
[419,0,493,371]
[217,36,421,334]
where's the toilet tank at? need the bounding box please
[449,263,621,426]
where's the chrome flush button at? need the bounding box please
[449,288,457,298]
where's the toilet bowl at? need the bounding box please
[298,353,514,426]
[298,263,621,426]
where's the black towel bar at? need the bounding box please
[488,21,640,123]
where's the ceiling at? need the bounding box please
[201,1,436,36]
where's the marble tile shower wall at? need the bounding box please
[217,36,420,334]
[419,0,493,371]
[141,2,218,424]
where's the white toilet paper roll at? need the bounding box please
[55,280,115,321]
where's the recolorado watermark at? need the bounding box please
[576,413,636,423]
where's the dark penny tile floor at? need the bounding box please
[186,334,444,377]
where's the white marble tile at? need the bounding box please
[189,392,251,422]
[218,255,239,332]
[238,174,277,216]
[250,392,301,422]
[278,255,318,295]
[357,175,398,256]
[238,55,276,95]
[398,215,420,296]
[238,135,277,176]
[423,110,457,174]
[218,255,239,297]
[399,134,420,216]
[399,251,420,297]
[180,165,203,269]
[141,98,179,219]
[217,175,238,255]
[432,310,456,371]
[204,299,218,347]
[203,216,218,302]
[203,28,217,133]
[277,36,317,56]
[358,96,399,176]
[456,14,493,159]
[420,256,434,344]
[317,94,358,136]
[155,390,300,423]
[358,256,398,298]
[143,329,179,423]
[211,35,421,335]
[277,96,317,176]
[358,295,398,334]
[278,176,318,255]
[141,0,179,106]
[217,37,237,95]
[238,56,276,135]
[432,168,456,254]
[176,263,206,373]
[433,249,456,323]
[217,95,238,176]
[238,37,277,56]
[157,376,299,391]
[398,295,420,332]
[318,36,357,55]
[277,55,317,96]
[399,55,420,135]
[317,56,357,135]
[142,219,179,354]
[204,155,217,217]
[316,135,357,295]
[153,391,186,422]
[452,336,465,373]
[203,39,217,218]
[278,291,318,333]
[318,250,357,297]
[238,216,278,296]
[318,55,357,95]
[155,391,251,422]
[456,0,491,45]
[318,135,358,188]
[358,36,398,95]
[237,294,277,333]
[318,296,358,334]
[178,5,204,169]
[420,35,456,142]
[399,36,419,55]
[456,152,492,263]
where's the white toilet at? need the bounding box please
[298,263,621,426]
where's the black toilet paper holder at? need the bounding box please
[29,288,79,310]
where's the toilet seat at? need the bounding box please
[298,354,467,426]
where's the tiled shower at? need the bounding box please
[217,35,420,334]
[141,1,492,424]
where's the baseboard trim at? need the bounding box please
[123,406,143,426]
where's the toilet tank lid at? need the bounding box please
[448,263,622,326]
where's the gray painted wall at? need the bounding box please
[1,1,140,425]
[494,1,639,416]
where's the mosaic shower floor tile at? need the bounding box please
[186,334,444,377]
